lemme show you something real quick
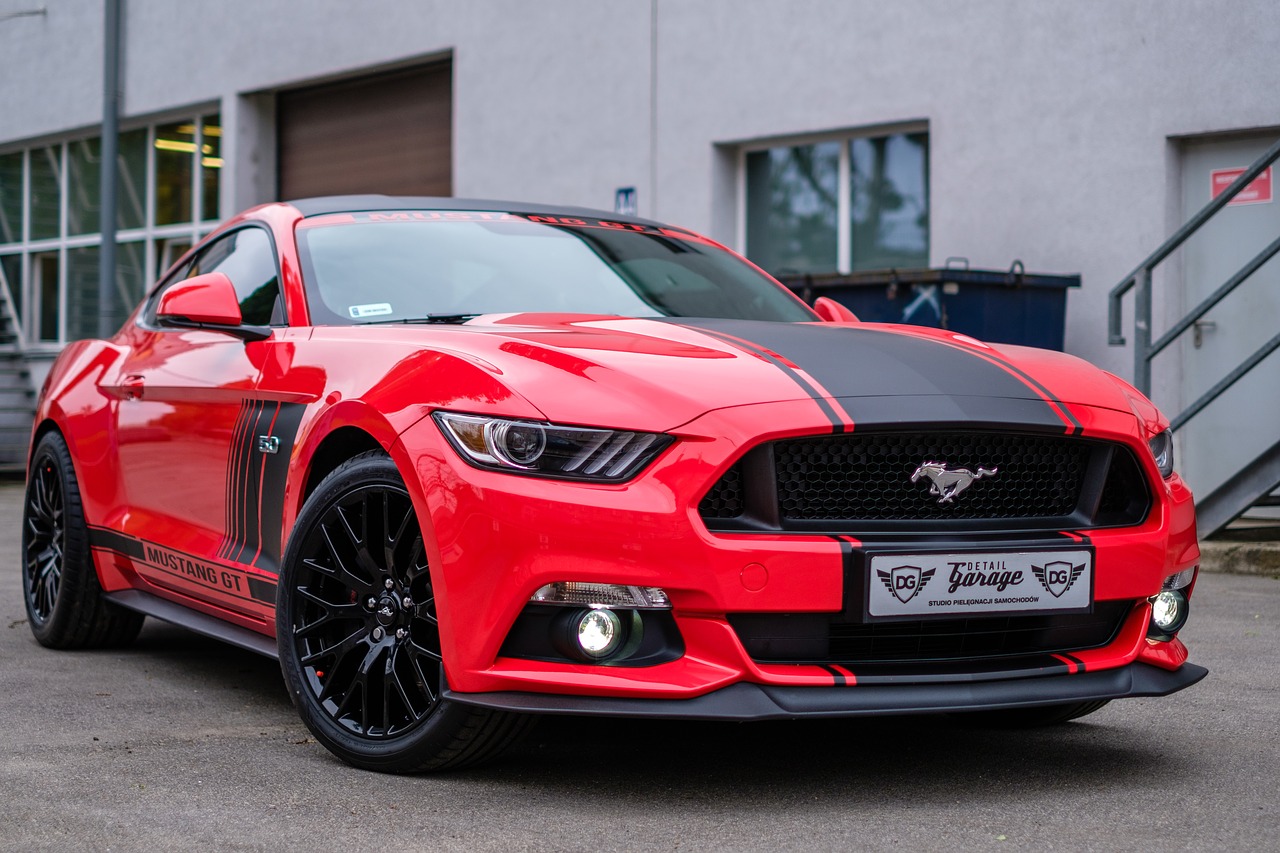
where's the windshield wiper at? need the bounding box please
[356,313,481,326]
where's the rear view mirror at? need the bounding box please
[812,296,859,323]
[156,272,270,341]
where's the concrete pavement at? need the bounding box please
[1,482,1277,851]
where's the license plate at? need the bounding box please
[866,549,1092,618]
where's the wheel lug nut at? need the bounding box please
[402,597,413,609]
[395,628,406,640]
[366,597,377,609]
[372,627,384,641]
[384,579,394,590]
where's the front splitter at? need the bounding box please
[444,661,1207,721]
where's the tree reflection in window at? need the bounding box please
[744,131,929,276]
[746,142,839,275]
[850,132,928,271]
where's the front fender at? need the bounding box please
[34,340,129,527]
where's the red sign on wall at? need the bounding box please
[1210,167,1273,205]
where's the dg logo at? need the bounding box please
[877,565,936,604]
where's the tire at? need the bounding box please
[276,451,532,773]
[953,699,1111,728]
[21,431,145,649]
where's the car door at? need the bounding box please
[111,225,289,616]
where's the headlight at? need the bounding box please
[1148,428,1174,478]
[433,412,672,481]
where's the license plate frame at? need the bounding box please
[864,546,1094,621]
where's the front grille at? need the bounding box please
[698,430,1151,532]
[777,432,1085,521]
[729,600,1133,666]
[699,463,744,519]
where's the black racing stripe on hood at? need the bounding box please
[937,339,1085,435]
[678,323,847,432]
[669,319,1068,431]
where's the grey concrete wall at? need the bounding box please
[2,0,1278,382]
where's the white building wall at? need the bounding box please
[2,0,1278,383]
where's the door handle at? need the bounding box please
[121,374,145,400]
[1193,320,1217,349]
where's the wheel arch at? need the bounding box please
[28,417,63,470]
[301,425,385,501]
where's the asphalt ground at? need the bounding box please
[1,480,1277,852]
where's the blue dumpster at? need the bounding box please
[780,263,1081,351]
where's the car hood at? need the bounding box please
[344,315,1140,435]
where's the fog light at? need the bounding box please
[1149,589,1189,639]
[577,608,623,658]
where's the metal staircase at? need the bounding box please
[0,275,35,473]
[1109,136,1280,536]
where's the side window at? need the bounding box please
[188,227,285,326]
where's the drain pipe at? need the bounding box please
[98,0,122,339]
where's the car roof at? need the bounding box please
[287,195,667,228]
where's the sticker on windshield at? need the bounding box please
[349,303,393,319]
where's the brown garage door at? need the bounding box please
[277,62,452,200]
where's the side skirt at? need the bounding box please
[105,589,279,659]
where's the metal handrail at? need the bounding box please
[0,263,25,354]
[1148,233,1280,358]
[1170,328,1280,431]
[1107,135,1280,396]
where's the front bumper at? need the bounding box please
[446,661,1208,720]
[394,400,1202,701]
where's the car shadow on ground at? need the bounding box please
[492,712,1179,803]
[122,620,293,705]
[108,620,1185,805]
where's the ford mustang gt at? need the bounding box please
[22,196,1206,772]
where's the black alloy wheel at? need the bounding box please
[24,445,65,625]
[21,431,144,649]
[277,451,531,772]
[289,479,442,738]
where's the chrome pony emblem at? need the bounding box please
[910,461,998,504]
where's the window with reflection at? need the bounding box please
[745,142,840,274]
[0,255,20,324]
[33,251,58,342]
[849,132,929,271]
[744,129,929,276]
[201,119,222,222]
[0,153,23,245]
[0,111,220,344]
[118,129,147,230]
[68,138,102,236]
[29,147,61,242]
[155,238,192,279]
[155,121,195,226]
[68,242,146,340]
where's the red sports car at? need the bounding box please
[22,197,1206,772]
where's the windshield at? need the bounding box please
[295,211,816,324]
